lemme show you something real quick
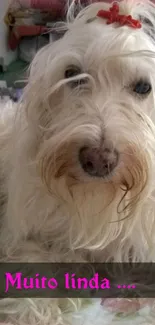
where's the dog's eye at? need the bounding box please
[133,81,152,95]
[65,66,87,88]
[65,66,81,79]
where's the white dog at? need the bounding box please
[1,0,155,324]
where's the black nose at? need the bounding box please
[79,146,119,177]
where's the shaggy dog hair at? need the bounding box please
[1,0,155,324]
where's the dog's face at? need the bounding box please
[25,0,155,222]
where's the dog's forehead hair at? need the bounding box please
[64,10,153,54]
[62,22,153,76]
[63,0,155,60]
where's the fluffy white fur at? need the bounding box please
[1,0,155,324]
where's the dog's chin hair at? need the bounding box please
[0,130,154,264]
[34,133,152,259]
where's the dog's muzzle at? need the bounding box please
[79,145,119,178]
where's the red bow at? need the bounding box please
[97,2,142,29]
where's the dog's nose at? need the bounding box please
[79,146,119,177]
